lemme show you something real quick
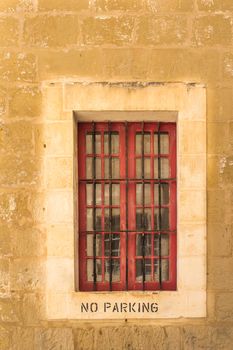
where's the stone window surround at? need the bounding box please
[43,82,206,319]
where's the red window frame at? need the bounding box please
[78,122,176,291]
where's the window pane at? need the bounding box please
[87,234,102,256]
[95,158,101,178]
[95,208,102,231]
[86,157,93,178]
[104,234,120,257]
[161,158,169,178]
[145,183,151,205]
[136,209,152,230]
[87,259,102,282]
[154,158,158,178]
[160,134,169,154]
[154,134,158,154]
[144,133,151,154]
[153,234,170,256]
[136,183,150,205]
[104,259,120,282]
[86,184,93,205]
[95,133,101,154]
[136,158,142,178]
[136,209,143,230]
[145,259,152,281]
[95,184,102,205]
[154,208,169,230]
[104,209,110,231]
[154,259,159,281]
[136,234,151,256]
[162,259,169,281]
[104,133,119,154]
[144,158,151,179]
[112,208,120,231]
[144,208,152,230]
[104,158,119,179]
[112,184,120,205]
[136,134,142,154]
[154,183,169,205]
[136,260,142,282]
[104,158,109,178]
[86,208,93,231]
[104,184,109,205]
[86,133,92,154]
[136,183,142,205]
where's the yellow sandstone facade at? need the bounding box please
[0,0,233,349]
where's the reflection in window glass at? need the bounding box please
[86,184,93,205]
[87,234,102,256]
[104,234,120,257]
[154,183,169,205]
[87,259,102,282]
[105,259,120,282]
[154,208,169,230]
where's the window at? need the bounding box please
[78,121,176,291]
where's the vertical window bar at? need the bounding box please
[92,121,97,289]
[157,122,162,289]
[141,122,145,290]
[108,121,113,290]
[125,121,128,290]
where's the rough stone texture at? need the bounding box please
[0,0,232,348]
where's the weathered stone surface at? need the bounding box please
[0,325,13,350]
[35,328,74,350]
[0,52,37,82]
[0,0,35,12]
[11,228,46,257]
[22,293,45,325]
[0,17,19,47]
[216,293,233,320]
[39,0,88,11]
[81,16,134,46]
[23,15,80,48]
[12,327,35,350]
[145,0,193,12]
[197,0,233,11]
[208,257,233,291]
[73,327,95,350]
[9,85,42,118]
[208,223,232,257]
[0,258,10,296]
[193,15,232,46]
[136,16,188,45]
[0,296,21,322]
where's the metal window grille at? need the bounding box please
[78,121,176,291]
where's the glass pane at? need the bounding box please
[160,134,169,154]
[153,234,170,256]
[154,158,158,178]
[86,184,93,205]
[136,158,142,178]
[104,184,109,205]
[112,158,119,179]
[144,133,151,154]
[112,184,120,205]
[136,133,142,154]
[145,259,152,281]
[154,183,169,205]
[86,234,102,256]
[154,259,159,281]
[136,260,142,282]
[95,158,101,178]
[145,183,151,205]
[95,133,101,154]
[144,158,151,179]
[161,158,169,178]
[136,208,143,230]
[104,133,108,154]
[86,157,93,178]
[104,234,120,257]
[86,133,92,154]
[136,209,151,230]
[95,208,102,231]
[154,134,158,154]
[112,208,120,231]
[144,208,152,230]
[162,259,169,281]
[154,208,169,230]
[86,208,93,231]
[95,184,102,205]
[136,183,142,205]
[87,259,102,282]
[104,209,110,231]
[104,259,120,282]
[136,234,151,256]
[104,158,109,178]
[112,133,119,154]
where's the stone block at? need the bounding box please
[149,49,220,83]
[47,224,73,257]
[0,85,7,118]
[73,327,95,350]
[197,0,233,11]
[44,121,73,156]
[179,155,206,189]
[38,49,103,79]
[10,258,45,291]
[0,297,21,322]
[0,0,35,12]
[193,15,232,46]
[12,327,35,350]
[208,257,233,291]
[0,325,13,350]
[81,16,134,46]
[11,228,46,258]
[0,52,37,82]
[34,328,74,350]
[179,224,206,257]
[95,0,144,11]
[46,191,73,223]
[22,293,46,325]
[45,157,72,189]
[9,85,42,118]
[145,0,193,12]
[39,0,88,11]
[23,15,80,48]
[208,189,231,223]
[208,223,232,257]
[46,257,74,292]
[208,122,230,154]
[179,121,206,154]
[207,87,233,121]
[0,225,11,257]
[179,190,206,222]
[222,52,233,81]
[136,16,188,46]
[183,326,213,350]
[0,17,19,47]
[0,259,10,297]
[216,293,233,320]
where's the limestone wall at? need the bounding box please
[0,0,233,349]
